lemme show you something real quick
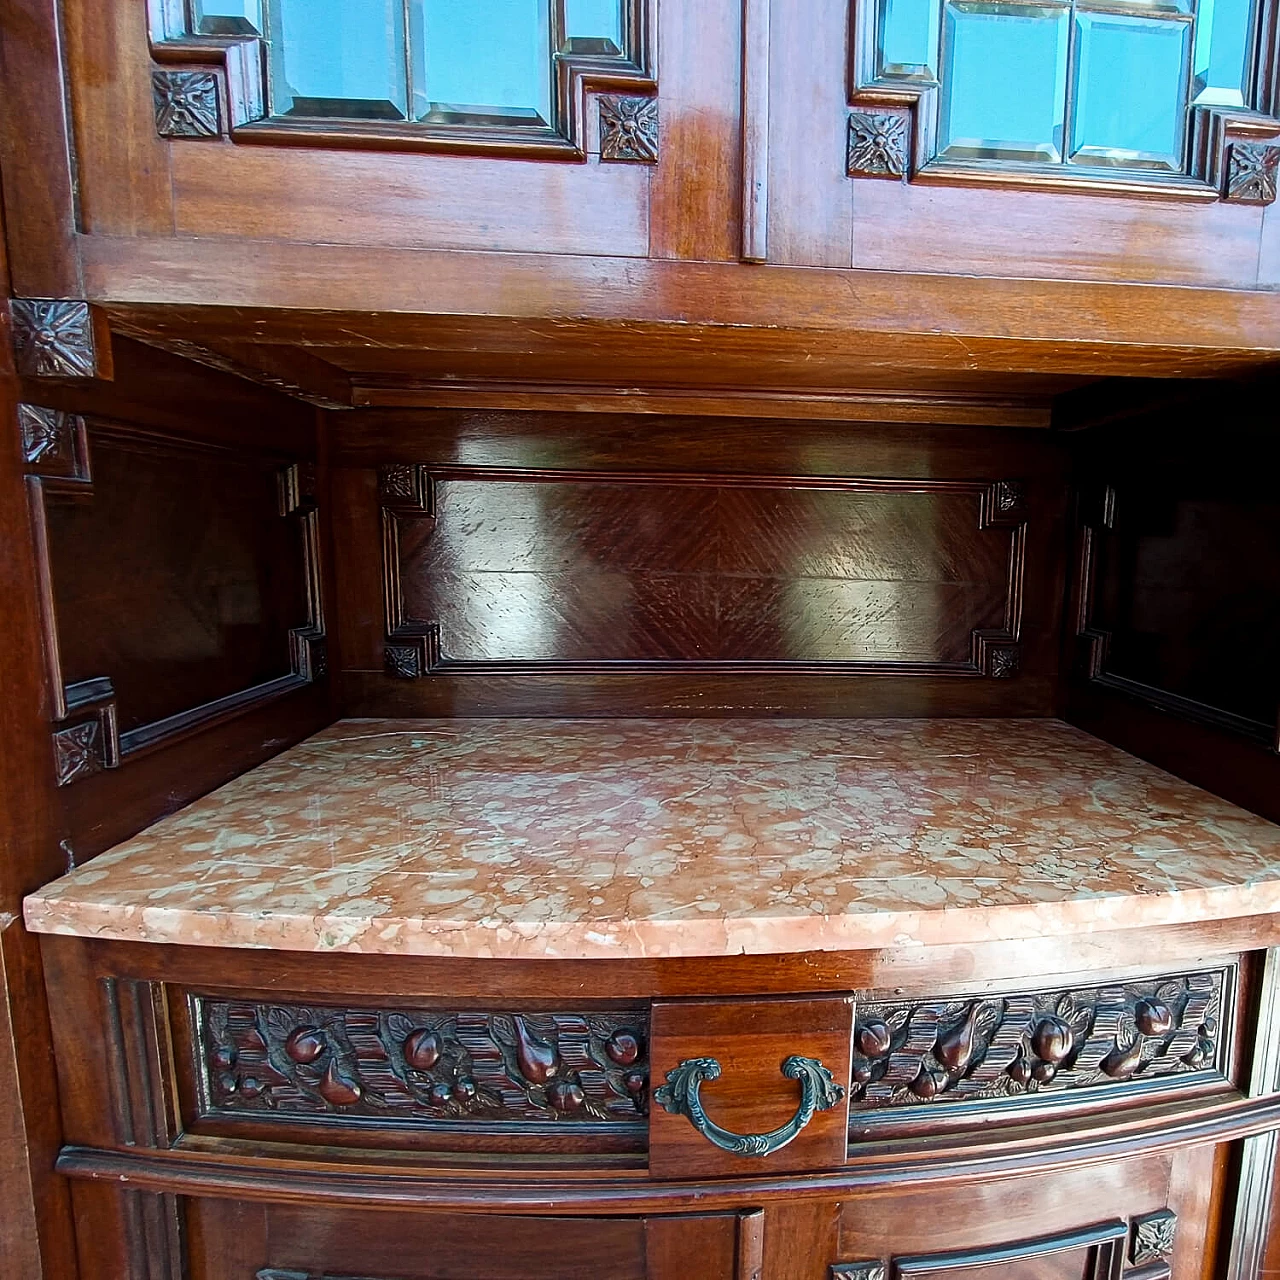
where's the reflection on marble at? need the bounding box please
[24,719,1280,959]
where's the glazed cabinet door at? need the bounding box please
[763,0,1280,289]
[184,1200,750,1280]
[3,0,748,300]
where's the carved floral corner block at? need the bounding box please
[987,646,1020,679]
[18,404,84,474]
[1225,141,1280,204]
[11,300,98,378]
[378,463,432,511]
[993,479,1026,516]
[53,721,105,787]
[831,1264,886,1280]
[385,643,423,679]
[847,111,910,179]
[599,95,659,163]
[153,68,222,138]
[1130,1209,1177,1265]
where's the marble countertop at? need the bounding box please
[24,718,1280,959]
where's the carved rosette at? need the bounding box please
[1130,1209,1177,1265]
[849,971,1226,1113]
[1225,141,1280,204]
[599,95,659,162]
[153,69,222,138]
[831,1265,886,1280]
[17,404,81,471]
[53,721,105,787]
[11,300,98,378]
[200,999,649,1125]
[847,111,909,178]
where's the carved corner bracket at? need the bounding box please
[11,300,109,379]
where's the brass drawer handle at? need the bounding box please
[654,1055,845,1157]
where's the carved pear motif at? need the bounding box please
[547,1080,587,1113]
[936,1004,981,1070]
[284,1025,325,1065]
[513,1016,559,1084]
[1032,1016,1074,1065]
[1101,1038,1145,1080]
[857,1021,893,1058]
[1135,999,1174,1037]
[403,1028,442,1071]
[317,1058,362,1106]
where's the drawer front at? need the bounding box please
[648,995,855,1177]
[182,994,651,1155]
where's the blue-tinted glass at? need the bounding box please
[1193,0,1254,104]
[879,0,943,79]
[192,0,262,34]
[268,0,408,119]
[564,0,624,52]
[939,2,1069,161]
[1070,13,1189,168]
[418,0,552,124]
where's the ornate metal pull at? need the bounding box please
[653,1055,845,1157]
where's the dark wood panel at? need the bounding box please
[43,427,312,736]
[1068,391,1280,821]
[393,475,1023,671]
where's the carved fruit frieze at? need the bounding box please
[199,999,649,1125]
[849,970,1226,1111]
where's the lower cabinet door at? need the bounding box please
[188,1200,752,1280]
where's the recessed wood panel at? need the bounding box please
[44,428,310,737]
[1074,414,1280,745]
[391,473,1024,673]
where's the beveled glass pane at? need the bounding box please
[878,0,943,79]
[1070,12,1189,169]
[418,0,552,125]
[192,0,262,35]
[564,0,625,54]
[1193,0,1254,104]
[268,0,408,120]
[939,2,1069,162]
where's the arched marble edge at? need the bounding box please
[22,718,1280,961]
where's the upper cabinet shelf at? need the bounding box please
[3,0,1279,369]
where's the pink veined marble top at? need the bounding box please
[23,718,1280,960]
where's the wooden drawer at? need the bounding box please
[183,1200,754,1280]
[648,995,855,1177]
